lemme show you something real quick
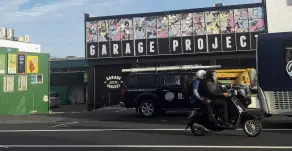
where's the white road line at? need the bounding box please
[115,109,128,113]
[51,122,79,128]
[0,145,292,149]
[0,128,291,133]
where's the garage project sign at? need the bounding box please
[85,4,265,59]
[104,75,123,89]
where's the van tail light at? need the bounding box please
[121,89,125,95]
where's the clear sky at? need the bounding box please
[0,0,262,58]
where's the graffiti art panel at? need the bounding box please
[134,17,146,28]
[235,19,249,32]
[207,21,220,34]
[248,7,263,19]
[157,25,168,38]
[193,22,206,35]
[121,18,133,29]
[220,10,235,33]
[206,11,219,22]
[249,18,265,32]
[86,21,98,42]
[121,28,133,40]
[145,16,157,27]
[157,15,169,38]
[134,27,146,39]
[109,19,121,41]
[109,29,121,41]
[193,12,206,35]
[98,20,110,41]
[234,8,248,20]
[221,21,235,33]
[181,13,193,25]
[169,24,181,37]
[181,23,193,36]
[169,14,181,25]
[146,26,157,38]
[193,12,205,23]
[157,15,169,27]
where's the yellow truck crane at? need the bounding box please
[215,68,257,87]
[215,68,258,108]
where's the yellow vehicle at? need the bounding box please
[215,68,258,108]
[215,68,257,88]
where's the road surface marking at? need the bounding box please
[115,109,128,112]
[0,128,291,132]
[0,145,292,149]
[51,122,79,128]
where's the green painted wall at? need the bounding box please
[0,47,49,115]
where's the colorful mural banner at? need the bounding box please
[86,7,265,42]
[0,54,6,74]
[7,53,17,74]
[26,56,38,73]
[17,54,26,74]
[86,5,265,59]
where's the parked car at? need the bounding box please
[49,91,60,108]
[121,70,199,117]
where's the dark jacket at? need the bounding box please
[198,78,224,99]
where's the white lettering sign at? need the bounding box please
[212,37,218,49]
[178,93,183,99]
[226,37,232,48]
[198,38,204,50]
[102,44,107,55]
[173,40,178,51]
[113,44,119,54]
[105,76,122,89]
[125,43,131,54]
[138,42,143,53]
[90,45,95,56]
[240,36,247,47]
[150,41,155,52]
[185,39,191,51]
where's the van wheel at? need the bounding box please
[139,100,157,118]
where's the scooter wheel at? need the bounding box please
[190,123,207,136]
[242,119,262,137]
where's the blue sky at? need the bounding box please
[0,0,262,58]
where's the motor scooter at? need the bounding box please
[185,84,264,137]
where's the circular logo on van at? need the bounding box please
[104,75,123,89]
[165,92,175,101]
[286,61,292,77]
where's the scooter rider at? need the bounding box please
[199,69,233,128]
[191,70,220,127]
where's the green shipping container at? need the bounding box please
[0,47,49,115]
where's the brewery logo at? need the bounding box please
[104,75,123,89]
[165,92,175,101]
[286,61,292,78]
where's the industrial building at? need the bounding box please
[84,2,267,110]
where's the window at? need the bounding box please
[3,75,14,92]
[18,75,27,90]
[138,74,158,87]
[125,74,158,87]
[164,74,181,86]
[31,74,43,84]
[126,76,138,86]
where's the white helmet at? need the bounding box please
[196,70,206,80]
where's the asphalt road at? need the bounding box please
[0,106,292,151]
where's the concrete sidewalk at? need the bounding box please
[0,114,66,124]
